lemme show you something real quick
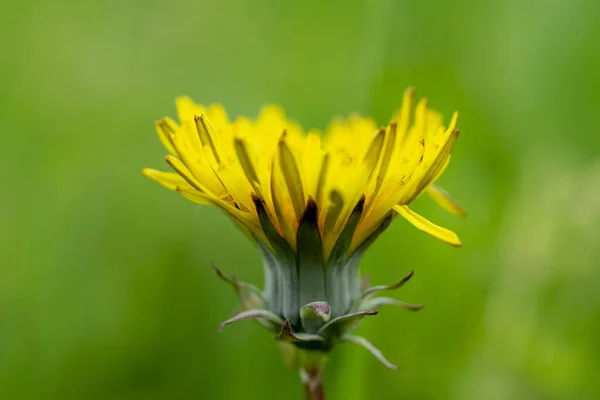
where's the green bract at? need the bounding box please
[216,196,423,369]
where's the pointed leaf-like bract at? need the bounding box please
[296,199,326,312]
[342,334,399,370]
[253,195,298,322]
[277,320,325,343]
[361,270,415,299]
[359,296,424,312]
[326,197,366,317]
[301,301,331,333]
[218,309,284,332]
[211,263,263,296]
[317,310,378,340]
[212,263,265,310]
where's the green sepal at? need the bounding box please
[359,296,424,312]
[277,320,325,345]
[300,301,331,333]
[219,309,284,332]
[317,310,378,341]
[211,263,265,310]
[361,269,414,299]
[341,334,399,370]
[211,263,263,296]
[324,212,393,318]
[296,199,326,311]
[253,196,299,323]
[326,197,365,317]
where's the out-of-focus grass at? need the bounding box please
[1,0,600,399]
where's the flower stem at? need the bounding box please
[301,365,324,400]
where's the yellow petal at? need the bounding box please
[145,92,463,255]
[165,153,247,212]
[175,96,205,123]
[166,155,264,238]
[429,154,451,185]
[321,162,369,258]
[214,164,255,212]
[194,115,221,164]
[393,205,462,246]
[271,159,297,247]
[359,129,449,240]
[426,109,443,135]
[362,128,386,183]
[393,87,415,142]
[155,119,178,155]
[176,186,261,244]
[277,136,306,220]
[142,168,190,191]
[301,132,323,201]
[165,154,205,192]
[168,133,226,196]
[407,128,459,201]
[323,190,344,237]
[425,184,467,217]
[234,138,261,190]
[206,104,230,128]
[448,111,459,131]
[174,185,211,205]
[315,153,330,208]
[372,124,397,197]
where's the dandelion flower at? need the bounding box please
[143,88,465,391]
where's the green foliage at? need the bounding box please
[2,0,600,399]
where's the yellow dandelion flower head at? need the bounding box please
[143,88,464,261]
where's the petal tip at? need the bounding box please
[142,168,153,177]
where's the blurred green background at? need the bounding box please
[3,0,600,398]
